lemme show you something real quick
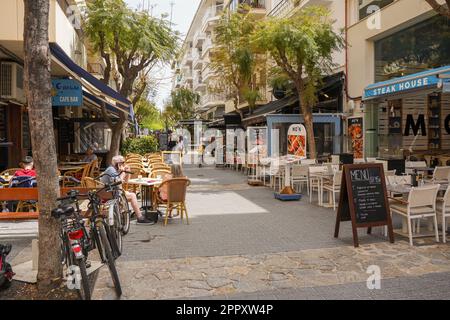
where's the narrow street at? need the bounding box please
[92,166,450,300]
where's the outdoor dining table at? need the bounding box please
[127,178,162,214]
[58,165,85,172]
[59,161,90,166]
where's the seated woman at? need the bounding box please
[158,164,185,218]
[101,155,153,225]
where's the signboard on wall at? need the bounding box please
[347,117,364,159]
[287,124,307,159]
[51,79,83,107]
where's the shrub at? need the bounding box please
[121,136,158,155]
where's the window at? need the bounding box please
[359,0,394,20]
[74,122,112,153]
[375,15,450,82]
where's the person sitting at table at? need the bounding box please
[14,156,36,177]
[158,164,185,218]
[101,155,153,225]
[82,145,98,163]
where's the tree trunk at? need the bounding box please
[297,85,317,159]
[106,116,126,165]
[23,0,62,291]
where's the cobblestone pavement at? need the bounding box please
[92,166,450,300]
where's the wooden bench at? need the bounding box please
[0,187,93,221]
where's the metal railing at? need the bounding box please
[268,0,295,17]
[202,4,224,26]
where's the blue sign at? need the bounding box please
[51,79,83,106]
[364,75,440,100]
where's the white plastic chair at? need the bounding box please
[301,159,317,166]
[385,170,396,177]
[323,171,342,211]
[308,166,328,203]
[432,167,450,184]
[390,184,440,246]
[291,165,309,193]
[437,186,450,243]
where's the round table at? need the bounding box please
[127,178,162,214]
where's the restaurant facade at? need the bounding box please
[0,0,134,171]
[347,0,450,163]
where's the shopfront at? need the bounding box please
[266,113,344,159]
[363,65,450,164]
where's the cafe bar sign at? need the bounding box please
[51,79,83,107]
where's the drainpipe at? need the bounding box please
[345,0,362,103]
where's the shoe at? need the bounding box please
[137,217,155,225]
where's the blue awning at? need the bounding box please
[82,90,134,121]
[50,43,131,111]
[363,65,450,100]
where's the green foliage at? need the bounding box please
[121,136,158,155]
[252,6,344,158]
[252,6,344,106]
[210,5,266,111]
[84,0,179,98]
[134,98,164,130]
[169,88,200,121]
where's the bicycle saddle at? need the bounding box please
[51,206,75,219]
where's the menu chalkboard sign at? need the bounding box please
[334,164,394,247]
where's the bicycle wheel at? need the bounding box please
[118,192,131,235]
[112,202,123,255]
[98,223,122,297]
[72,256,91,300]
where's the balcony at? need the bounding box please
[201,4,224,32]
[199,93,226,110]
[193,31,206,49]
[202,65,215,82]
[268,0,332,17]
[193,72,206,92]
[183,68,193,82]
[192,48,204,70]
[230,0,266,14]
[201,36,213,58]
[181,48,194,67]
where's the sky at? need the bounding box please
[125,0,201,110]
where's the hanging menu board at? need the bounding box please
[334,164,394,247]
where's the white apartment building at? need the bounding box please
[174,0,271,121]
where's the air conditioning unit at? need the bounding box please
[1,62,25,104]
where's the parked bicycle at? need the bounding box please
[96,170,132,237]
[52,184,123,300]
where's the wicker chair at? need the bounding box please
[1,168,21,177]
[62,163,92,188]
[156,177,191,226]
